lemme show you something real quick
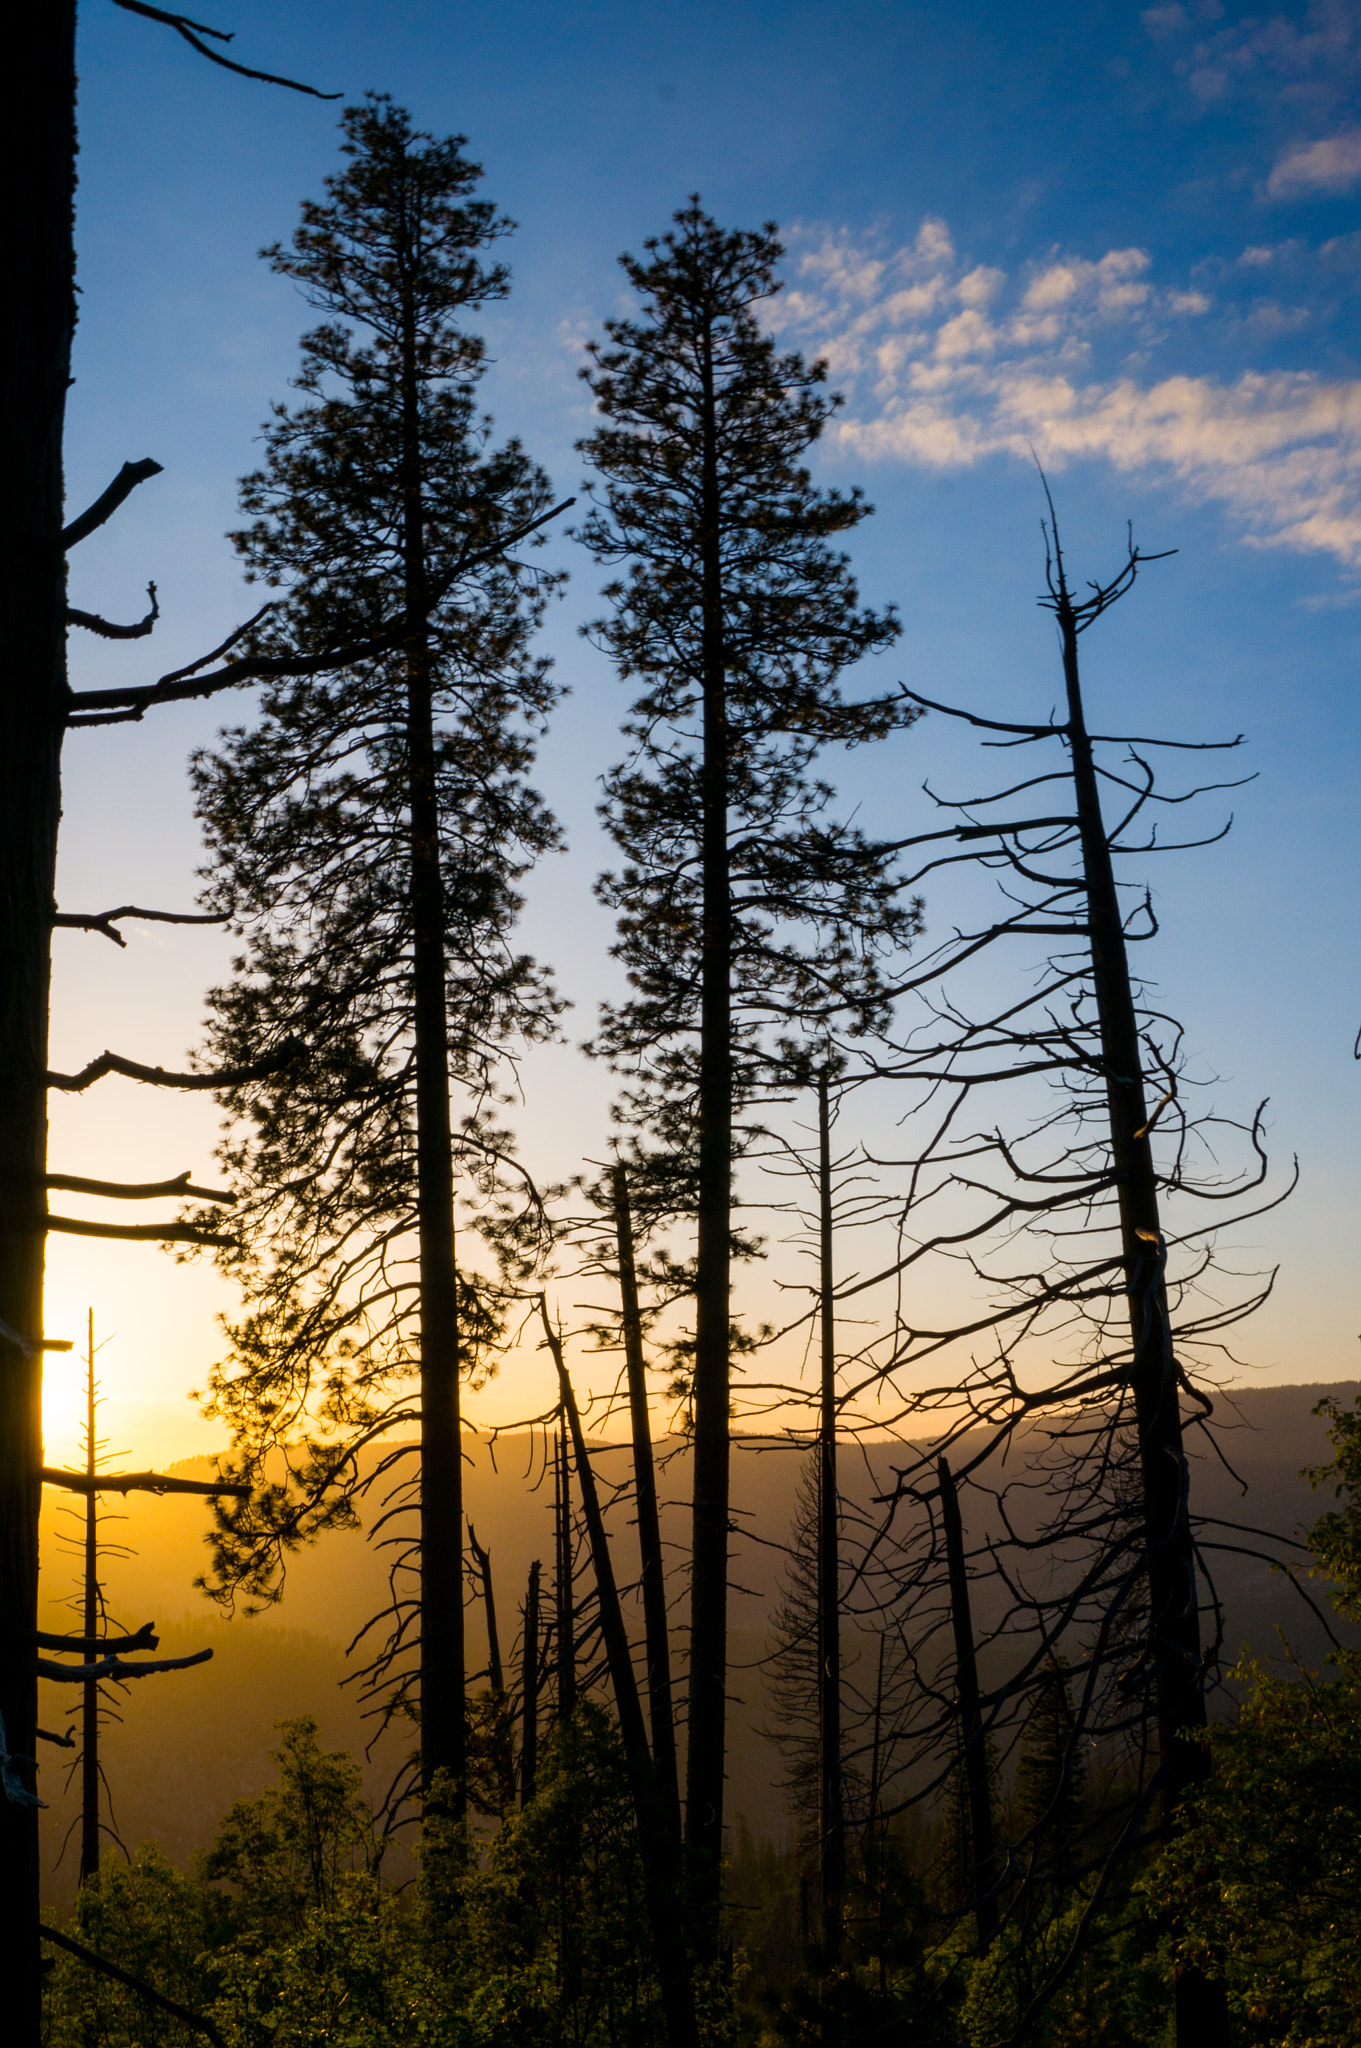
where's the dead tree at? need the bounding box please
[539,1302,699,2048]
[520,1559,541,1804]
[49,1310,245,1882]
[785,512,1300,2046]
[1,10,339,2029]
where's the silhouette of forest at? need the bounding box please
[5,13,1361,2048]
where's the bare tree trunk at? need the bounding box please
[521,1560,540,1804]
[687,323,732,1947]
[1054,581,1228,2046]
[555,1413,576,1722]
[398,267,465,1816]
[468,1524,503,1693]
[0,5,75,2032]
[612,1163,680,1841]
[937,1455,998,1955]
[816,1076,844,1993]
[544,1310,699,2048]
[81,1312,100,1883]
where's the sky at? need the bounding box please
[44,0,1361,1469]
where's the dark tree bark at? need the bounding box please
[0,5,76,2030]
[937,1455,999,1955]
[688,313,733,1923]
[555,1412,576,1722]
[1050,550,1228,2044]
[612,1163,681,1843]
[543,1309,699,2048]
[80,1313,100,1884]
[468,1524,503,1693]
[521,1559,540,1804]
[816,1076,845,1981]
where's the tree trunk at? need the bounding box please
[816,1076,844,1987]
[468,1524,503,1692]
[546,1313,699,2048]
[81,1312,99,1883]
[399,268,466,1815]
[937,1455,999,1955]
[555,1412,576,1722]
[612,1163,680,1842]
[0,4,76,2033]
[686,320,733,1945]
[1056,596,1228,2045]
[521,1560,540,1804]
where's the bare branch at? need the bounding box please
[45,1170,235,1206]
[60,458,162,549]
[36,1647,213,1682]
[66,581,159,640]
[42,1467,249,1499]
[53,903,227,949]
[47,1033,305,1093]
[45,1213,233,1247]
[31,1623,159,1655]
[109,0,340,100]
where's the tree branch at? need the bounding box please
[51,905,228,948]
[66,581,159,639]
[41,1467,249,1499]
[109,1,339,99]
[64,497,576,722]
[47,1033,305,1093]
[36,1647,213,1682]
[31,1623,159,1655]
[45,1170,234,1206]
[61,458,163,549]
[45,1214,233,1247]
[40,1921,229,2048]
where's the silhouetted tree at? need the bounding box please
[188,97,568,1823]
[577,199,918,1936]
[2,8,332,2029]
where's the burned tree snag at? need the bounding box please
[937,1455,999,1956]
[554,1410,576,1723]
[541,1304,699,2048]
[612,1162,680,1840]
[816,1074,845,1979]
[521,1559,541,1804]
[0,12,79,2030]
[468,1523,504,1695]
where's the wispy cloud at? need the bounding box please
[1267,128,1361,196]
[780,222,1361,569]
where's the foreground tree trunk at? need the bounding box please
[398,266,467,1816]
[815,1076,844,1989]
[0,4,76,2031]
[1054,568,1228,2044]
[937,1454,999,1955]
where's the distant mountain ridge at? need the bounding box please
[38,1380,1358,1907]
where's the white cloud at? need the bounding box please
[782,224,1361,568]
[1267,129,1361,197]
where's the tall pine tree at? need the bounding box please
[191,98,564,1822]
[577,200,919,1936]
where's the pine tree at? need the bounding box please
[577,200,918,1935]
[190,97,565,1822]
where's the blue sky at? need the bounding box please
[47,0,1361,1463]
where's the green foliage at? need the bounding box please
[1146,1391,1361,2047]
[44,1710,671,2048]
